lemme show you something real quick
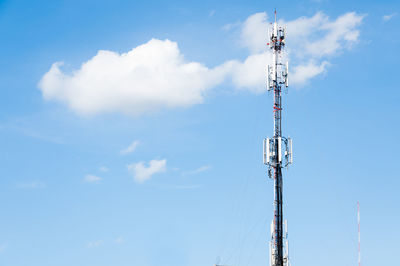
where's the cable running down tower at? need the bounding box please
[263,10,292,266]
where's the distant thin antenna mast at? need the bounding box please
[357,201,361,266]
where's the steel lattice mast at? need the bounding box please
[263,10,292,266]
[358,202,361,266]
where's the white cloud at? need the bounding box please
[87,240,103,248]
[223,53,269,93]
[39,39,228,116]
[120,140,140,155]
[290,60,330,85]
[83,174,102,183]
[0,243,6,253]
[183,165,212,176]
[232,11,365,88]
[115,237,125,244]
[240,12,269,53]
[286,12,364,58]
[38,12,364,115]
[99,166,109,172]
[17,181,46,189]
[127,159,167,183]
[383,13,396,21]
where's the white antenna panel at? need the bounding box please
[278,137,282,162]
[284,219,288,236]
[285,62,289,87]
[263,138,271,164]
[270,220,274,237]
[272,54,276,81]
[263,139,267,164]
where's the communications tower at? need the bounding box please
[263,10,292,266]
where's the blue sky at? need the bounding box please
[0,0,399,266]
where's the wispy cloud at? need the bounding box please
[127,159,167,183]
[120,140,140,155]
[115,237,125,244]
[0,243,7,253]
[99,166,109,172]
[383,13,396,22]
[0,121,64,144]
[229,11,365,89]
[17,181,46,189]
[155,184,201,190]
[87,240,103,248]
[83,174,102,183]
[182,165,211,176]
[221,21,241,31]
